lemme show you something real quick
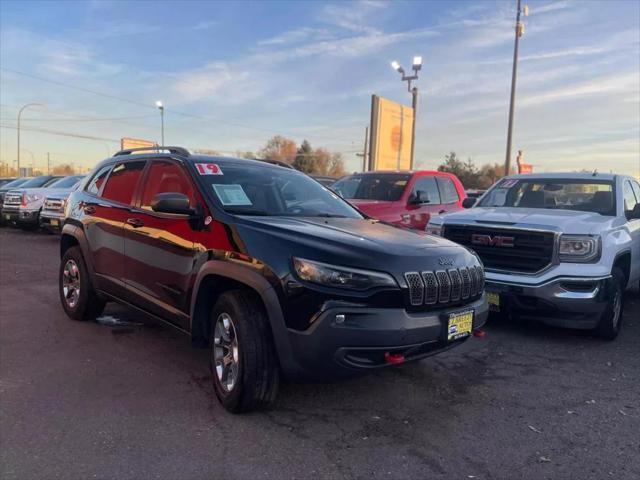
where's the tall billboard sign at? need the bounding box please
[120,137,156,151]
[368,95,414,171]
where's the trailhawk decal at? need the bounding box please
[195,163,223,175]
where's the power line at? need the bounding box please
[0,124,120,143]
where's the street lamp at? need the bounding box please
[390,56,422,169]
[155,100,165,146]
[17,103,44,176]
[504,0,529,176]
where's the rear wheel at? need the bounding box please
[594,267,624,340]
[59,246,105,321]
[209,290,279,413]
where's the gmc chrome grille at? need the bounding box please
[4,193,21,206]
[406,266,484,307]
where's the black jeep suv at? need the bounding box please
[59,147,488,412]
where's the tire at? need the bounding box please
[594,267,625,340]
[59,246,105,321]
[209,290,279,413]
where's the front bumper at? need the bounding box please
[2,207,40,225]
[284,295,488,380]
[40,211,64,232]
[485,275,611,329]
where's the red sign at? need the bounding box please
[194,163,223,175]
[518,163,533,174]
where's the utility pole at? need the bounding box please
[156,101,165,146]
[47,152,50,175]
[410,87,418,169]
[504,0,528,176]
[356,126,370,172]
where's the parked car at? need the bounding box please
[0,177,32,226]
[59,147,488,412]
[40,177,85,233]
[312,175,339,188]
[332,171,466,230]
[1,175,65,229]
[0,177,18,188]
[427,172,640,339]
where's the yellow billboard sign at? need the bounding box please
[120,137,156,150]
[368,95,414,171]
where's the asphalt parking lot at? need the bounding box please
[1,228,639,480]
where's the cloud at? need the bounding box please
[534,1,571,15]
[194,20,218,30]
[258,27,332,46]
[320,0,387,35]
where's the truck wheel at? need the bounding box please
[59,246,105,321]
[594,268,625,340]
[209,290,279,413]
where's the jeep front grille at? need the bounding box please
[404,265,484,307]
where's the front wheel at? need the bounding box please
[59,246,105,321]
[209,290,279,413]
[594,267,625,340]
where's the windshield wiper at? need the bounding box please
[225,209,271,216]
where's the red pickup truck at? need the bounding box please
[332,170,466,230]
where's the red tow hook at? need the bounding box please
[384,351,405,365]
[473,329,486,338]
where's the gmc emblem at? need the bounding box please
[471,234,515,248]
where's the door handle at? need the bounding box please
[84,205,96,215]
[126,218,144,228]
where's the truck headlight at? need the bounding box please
[292,257,397,291]
[425,223,442,236]
[22,193,42,206]
[559,235,600,263]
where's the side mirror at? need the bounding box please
[462,197,477,209]
[151,192,194,215]
[409,190,430,205]
[627,203,640,220]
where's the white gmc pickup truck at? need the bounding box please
[426,173,640,339]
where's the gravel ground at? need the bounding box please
[1,227,639,480]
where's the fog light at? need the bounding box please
[335,314,345,324]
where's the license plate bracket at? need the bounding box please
[447,310,474,341]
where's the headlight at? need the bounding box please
[425,223,443,236]
[292,257,397,291]
[559,235,600,263]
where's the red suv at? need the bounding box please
[332,171,466,230]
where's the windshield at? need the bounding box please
[19,176,54,188]
[0,178,29,190]
[333,173,410,201]
[478,178,616,215]
[199,161,363,218]
[48,176,84,189]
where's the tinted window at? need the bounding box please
[623,180,638,213]
[411,176,440,204]
[86,165,112,196]
[0,178,29,190]
[200,161,362,218]
[479,178,616,215]
[333,174,410,201]
[631,181,640,206]
[141,161,195,209]
[101,162,145,205]
[48,176,84,189]
[437,177,459,204]
[19,176,53,188]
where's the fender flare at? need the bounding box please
[60,223,95,274]
[190,260,301,377]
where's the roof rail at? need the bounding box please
[255,158,295,169]
[113,146,191,157]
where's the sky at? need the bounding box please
[0,0,639,177]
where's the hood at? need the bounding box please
[236,216,479,278]
[436,207,619,235]
[43,188,74,200]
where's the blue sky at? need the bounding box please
[1,0,639,176]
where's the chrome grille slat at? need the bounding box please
[421,271,438,304]
[404,272,424,306]
[448,269,462,301]
[460,268,471,299]
[436,270,451,303]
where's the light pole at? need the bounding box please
[390,56,422,169]
[504,0,529,176]
[156,100,165,146]
[17,103,44,176]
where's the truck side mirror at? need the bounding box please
[627,203,640,220]
[462,197,477,208]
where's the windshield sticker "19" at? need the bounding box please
[195,163,223,175]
